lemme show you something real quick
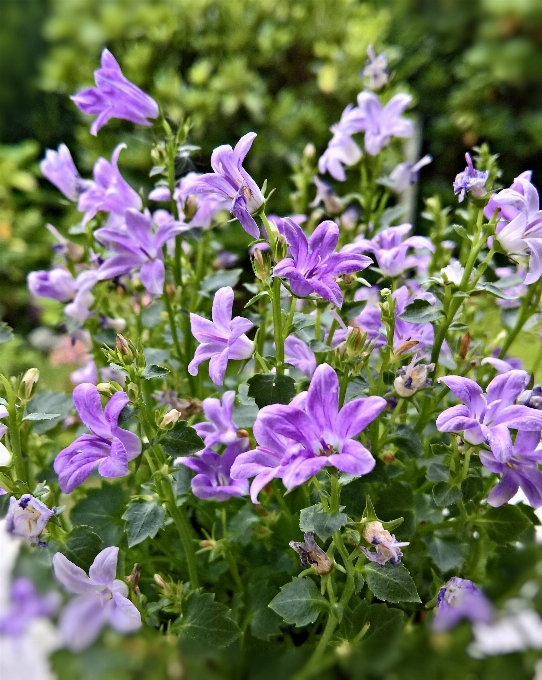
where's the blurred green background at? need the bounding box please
[1,0,542,337]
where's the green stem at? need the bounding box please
[162,289,184,369]
[499,279,542,358]
[272,277,285,374]
[0,375,27,486]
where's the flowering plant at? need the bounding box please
[1,45,542,680]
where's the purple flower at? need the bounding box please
[77,143,142,226]
[484,170,533,223]
[181,134,264,238]
[481,352,523,375]
[27,268,78,303]
[343,223,434,278]
[479,430,542,508]
[388,155,432,193]
[361,45,389,90]
[231,363,386,495]
[0,578,59,636]
[318,106,363,181]
[453,153,489,202]
[5,495,55,545]
[436,370,542,462]
[70,360,99,386]
[175,440,249,501]
[351,91,413,156]
[188,286,254,386]
[273,219,372,307]
[54,384,141,493]
[193,391,239,448]
[360,521,409,566]
[433,577,493,632]
[309,176,342,215]
[40,144,91,201]
[284,335,317,379]
[95,209,186,295]
[484,174,542,285]
[71,49,158,136]
[53,546,141,651]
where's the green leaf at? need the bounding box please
[426,463,450,482]
[453,224,470,241]
[308,339,332,353]
[432,482,462,507]
[248,583,282,640]
[141,364,169,379]
[398,299,444,324]
[26,391,73,434]
[461,474,483,501]
[22,412,61,422]
[0,493,10,518]
[247,373,296,408]
[475,282,516,300]
[199,268,242,296]
[161,421,204,458]
[0,322,13,344]
[426,536,464,571]
[388,425,423,458]
[299,503,347,541]
[227,505,259,546]
[122,499,166,547]
[479,505,532,544]
[244,290,270,308]
[50,526,103,571]
[291,313,315,331]
[364,563,421,604]
[269,578,329,627]
[70,484,127,547]
[354,604,405,670]
[177,591,241,653]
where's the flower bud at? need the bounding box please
[153,573,172,596]
[126,382,139,402]
[303,143,316,160]
[159,409,182,429]
[345,327,366,358]
[252,248,272,281]
[0,441,12,467]
[237,429,250,438]
[116,334,133,361]
[274,234,290,262]
[96,382,114,395]
[21,368,39,400]
[458,332,471,360]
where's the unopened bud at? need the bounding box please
[184,195,198,221]
[393,340,419,358]
[159,409,182,429]
[0,441,12,467]
[458,332,471,360]
[153,573,172,596]
[341,274,355,285]
[21,368,39,399]
[252,248,271,281]
[126,382,139,402]
[381,452,396,464]
[96,382,113,395]
[345,327,366,358]
[116,334,133,361]
[237,429,250,438]
[199,539,216,548]
[274,234,289,262]
[303,143,316,160]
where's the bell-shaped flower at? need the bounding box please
[71,49,158,136]
[361,45,389,91]
[40,144,92,201]
[273,219,372,307]
[28,268,98,322]
[350,91,413,156]
[188,286,254,386]
[53,547,141,651]
[433,577,493,632]
[175,440,249,501]
[388,155,432,193]
[5,495,55,545]
[95,209,186,295]
[284,335,317,379]
[193,391,240,448]
[0,577,60,636]
[453,153,489,202]
[318,106,363,181]
[436,370,542,462]
[343,223,434,278]
[180,133,264,238]
[231,364,386,493]
[54,384,141,493]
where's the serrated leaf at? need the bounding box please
[70,484,127,547]
[247,373,296,408]
[426,536,464,571]
[291,313,315,331]
[248,583,282,640]
[308,339,332,353]
[141,364,169,380]
[161,421,204,458]
[178,592,240,653]
[478,505,532,544]
[26,391,73,434]
[122,500,165,547]
[453,224,470,240]
[269,578,328,627]
[432,482,462,507]
[426,463,450,482]
[50,526,103,571]
[388,425,423,458]
[22,412,62,422]
[364,563,421,603]
[245,290,270,308]
[299,504,347,541]
[398,299,444,324]
[0,322,13,344]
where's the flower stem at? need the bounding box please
[272,276,285,374]
[0,375,27,486]
[499,278,542,358]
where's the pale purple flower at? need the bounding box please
[273,219,372,307]
[388,155,432,193]
[54,384,141,493]
[436,370,542,462]
[231,363,386,495]
[343,223,434,278]
[188,286,254,386]
[484,171,533,223]
[40,144,91,201]
[484,174,542,285]
[481,353,522,375]
[453,153,489,202]
[318,105,362,181]
[494,266,527,309]
[5,495,55,545]
[309,177,342,215]
[284,335,317,379]
[194,391,239,448]
[351,91,413,156]
[519,385,542,410]
[70,360,99,386]
[433,577,493,632]
[0,578,59,636]
[95,209,186,295]
[0,405,8,441]
[480,430,542,508]
[27,269,78,303]
[175,440,249,501]
[64,271,99,322]
[77,144,142,226]
[394,355,434,397]
[71,49,158,136]
[180,134,264,238]
[362,45,389,90]
[53,546,141,651]
[360,521,409,566]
